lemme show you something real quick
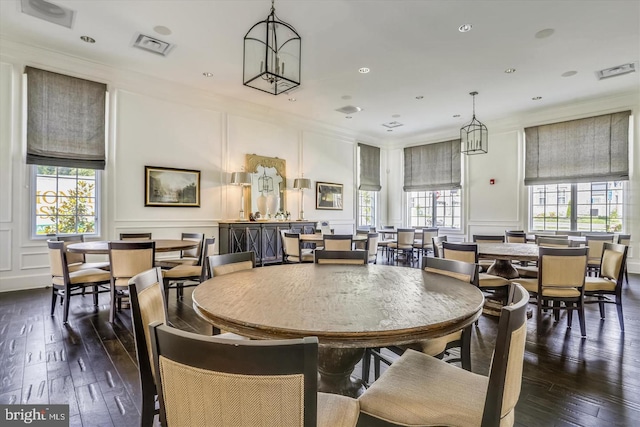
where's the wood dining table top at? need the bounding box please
[192,263,484,348]
[298,233,368,242]
[66,239,199,254]
[477,242,540,262]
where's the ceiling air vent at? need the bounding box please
[382,121,404,129]
[595,63,636,80]
[335,105,362,114]
[20,0,75,28]
[132,33,174,56]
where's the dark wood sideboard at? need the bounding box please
[218,221,317,266]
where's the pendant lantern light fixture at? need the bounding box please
[243,0,301,95]
[460,91,488,155]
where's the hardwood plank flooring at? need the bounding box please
[0,258,638,426]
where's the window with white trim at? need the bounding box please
[408,189,461,229]
[357,191,377,228]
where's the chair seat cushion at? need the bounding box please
[68,261,111,272]
[53,268,111,286]
[541,287,581,298]
[516,265,539,278]
[163,264,201,279]
[514,278,538,293]
[359,349,487,426]
[156,257,198,269]
[318,392,360,427]
[286,250,315,263]
[584,277,617,292]
[388,243,412,250]
[478,273,510,288]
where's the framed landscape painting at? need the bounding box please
[145,166,200,207]
[316,182,343,210]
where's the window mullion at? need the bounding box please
[570,184,577,230]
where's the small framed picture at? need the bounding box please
[145,166,200,207]
[316,182,343,210]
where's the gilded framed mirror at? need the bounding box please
[245,154,286,217]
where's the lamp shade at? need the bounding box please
[230,172,252,185]
[293,178,311,190]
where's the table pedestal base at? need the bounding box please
[318,347,366,398]
[486,259,520,279]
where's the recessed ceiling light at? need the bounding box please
[288,97,296,102]
[345,116,352,119]
[358,67,370,74]
[562,71,578,77]
[202,72,213,77]
[392,114,401,118]
[415,95,424,100]
[532,96,542,100]
[458,23,472,32]
[153,25,172,36]
[387,129,393,132]
[535,28,555,39]
[504,68,516,73]
[80,36,95,43]
[453,114,461,118]
[341,95,352,100]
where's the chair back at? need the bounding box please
[314,250,368,265]
[367,233,379,261]
[149,323,320,427]
[432,235,448,258]
[208,251,256,277]
[55,234,86,265]
[109,241,156,288]
[319,221,332,235]
[422,257,478,285]
[473,235,505,243]
[119,232,153,240]
[599,242,627,283]
[396,228,416,246]
[128,267,168,386]
[536,236,570,247]
[379,225,395,240]
[199,238,216,281]
[585,234,616,265]
[47,240,70,284]
[617,234,630,246]
[538,247,588,290]
[442,242,478,264]
[482,284,529,426]
[505,231,526,244]
[419,228,438,249]
[323,234,353,251]
[180,232,205,259]
[283,232,303,259]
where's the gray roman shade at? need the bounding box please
[524,111,630,185]
[26,66,107,170]
[403,139,461,191]
[358,143,381,191]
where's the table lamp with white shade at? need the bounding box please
[293,177,311,220]
[230,171,252,219]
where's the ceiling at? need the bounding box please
[1,0,638,141]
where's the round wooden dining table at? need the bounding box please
[298,233,368,242]
[66,239,199,254]
[192,263,484,397]
[477,242,539,279]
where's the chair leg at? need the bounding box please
[62,287,71,323]
[361,349,371,385]
[460,326,472,372]
[109,283,116,323]
[93,285,99,306]
[50,289,58,316]
[598,298,605,319]
[578,303,587,338]
[141,389,157,427]
[567,306,572,327]
[616,297,624,332]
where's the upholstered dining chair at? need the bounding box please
[162,237,215,300]
[365,232,379,264]
[314,249,368,265]
[358,283,529,427]
[584,242,628,331]
[473,235,505,272]
[377,225,395,260]
[282,232,315,263]
[431,235,448,258]
[156,232,204,268]
[362,257,479,385]
[505,230,527,244]
[323,234,354,251]
[413,228,439,258]
[387,228,416,265]
[149,323,360,427]
[617,234,631,285]
[534,246,588,337]
[47,240,111,324]
[128,267,168,427]
[585,234,617,276]
[442,242,510,298]
[108,241,156,323]
[119,232,153,240]
[56,234,111,271]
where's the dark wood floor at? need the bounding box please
[1,257,638,426]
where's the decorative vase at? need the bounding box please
[267,193,280,217]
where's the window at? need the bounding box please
[408,190,461,229]
[530,181,624,232]
[33,166,100,236]
[357,191,376,227]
